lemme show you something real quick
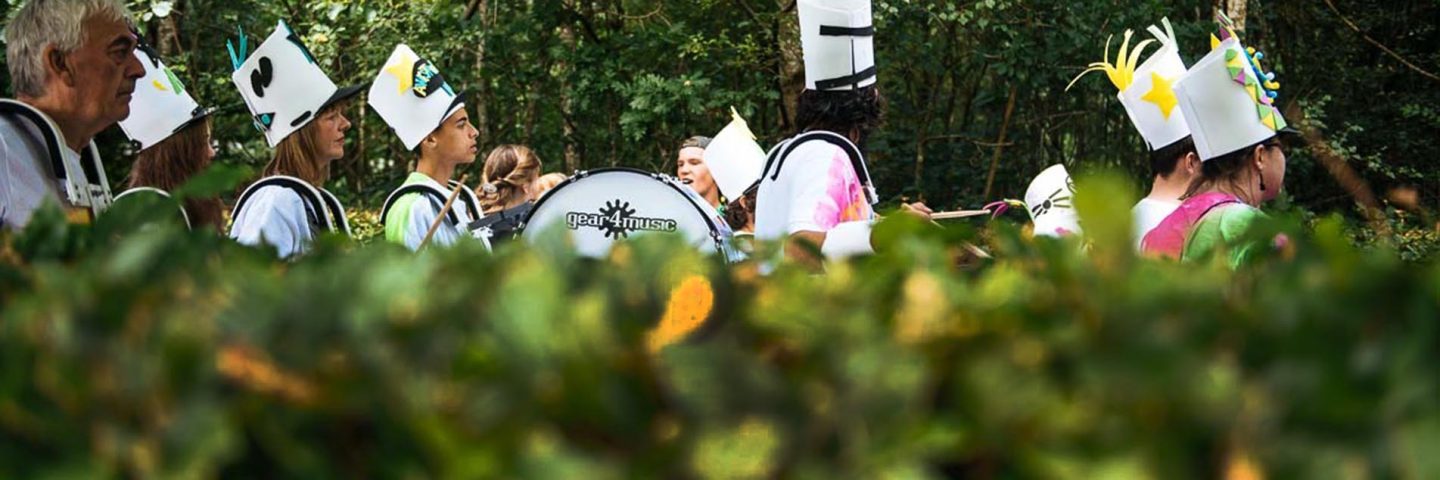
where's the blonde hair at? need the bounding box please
[478,144,542,213]
[128,118,225,231]
[534,172,568,197]
[263,103,343,185]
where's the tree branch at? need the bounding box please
[1323,0,1440,84]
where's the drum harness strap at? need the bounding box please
[113,187,193,230]
[380,183,465,229]
[231,175,350,236]
[758,130,877,205]
[0,99,112,220]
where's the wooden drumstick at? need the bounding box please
[930,210,993,220]
[419,173,470,250]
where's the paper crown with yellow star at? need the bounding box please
[1173,13,1291,161]
[1068,18,1193,152]
[367,44,465,151]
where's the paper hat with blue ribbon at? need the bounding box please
[227,21,353,147]
[798,0,877,91]
[1174,13,1291,161]
[119,39,213,151]
[367,44,465,151]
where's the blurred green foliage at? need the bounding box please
[1,172,1437,478]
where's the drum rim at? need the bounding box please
[520,167,726,253]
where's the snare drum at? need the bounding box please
[521,168,737,260]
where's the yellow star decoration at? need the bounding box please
[383,51,417,95]
[1141,72,1179,119]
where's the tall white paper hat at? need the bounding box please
[1068,19,1192,151]
[703,108,766,201]
[368,44,465,151]
[119,43,211,151]
[1025,164,1082,237]
[1174,16,1289,161]
[228,21,349,147]
[798,0,876,91]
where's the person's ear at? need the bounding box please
[44,46,76,87]
[1184,152,1200,174]
[1252,145,1268,171]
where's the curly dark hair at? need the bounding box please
[793,86,885,139]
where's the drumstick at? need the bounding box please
[419,173,470,250]
[930,210,993,220]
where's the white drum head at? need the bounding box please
[522,168,731,259]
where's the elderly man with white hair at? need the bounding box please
[0,0,143,230]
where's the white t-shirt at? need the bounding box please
[754,139,876,259]
[0,107,86,230]
[229,180,346,258]
[1132,197,1181,250]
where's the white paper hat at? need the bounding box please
[368,44,465,151]
[798,0,876,91]
[119,45,210,151]
[1068,19,1192,151]
[1025,164,1082,237]
[228,21,339,147]
[703,108,766,201]
[1174,18,1289,161]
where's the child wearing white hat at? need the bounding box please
[226,20,364,258]
[114,36,222,231]
[1069,18,1201,249]
[370,44,486,251]
[1141,15,1296,266]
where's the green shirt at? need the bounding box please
[1181,203,1266,269]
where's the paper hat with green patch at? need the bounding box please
[1173,15,1289,161]
[119,43,211,151]
[228,20,339,147]
[1025,164,1081,238]
[703,108,766,201]
[1069,18,1193,151]
[798,0,876,91]
[367,44,465,151]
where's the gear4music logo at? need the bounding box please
[565,200,678,239]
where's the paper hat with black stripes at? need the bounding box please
[228,20,342,147]
[119,42,213,151]
[367,44,466,151]
[798,0,877,91]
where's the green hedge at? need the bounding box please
[1,177,1437,478]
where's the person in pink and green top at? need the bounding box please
[1141,14,1296,267]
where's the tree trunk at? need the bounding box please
[1225,0,1248,32]
[559,23,580,173]
[472,0,491,150]
[777,0,803,134]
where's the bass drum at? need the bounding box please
[521,168,737,261]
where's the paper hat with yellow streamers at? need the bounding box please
[703,108,766,201]
[368,44,465,150]
[1068,18,1192,152]
[1174,13,1289,161]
